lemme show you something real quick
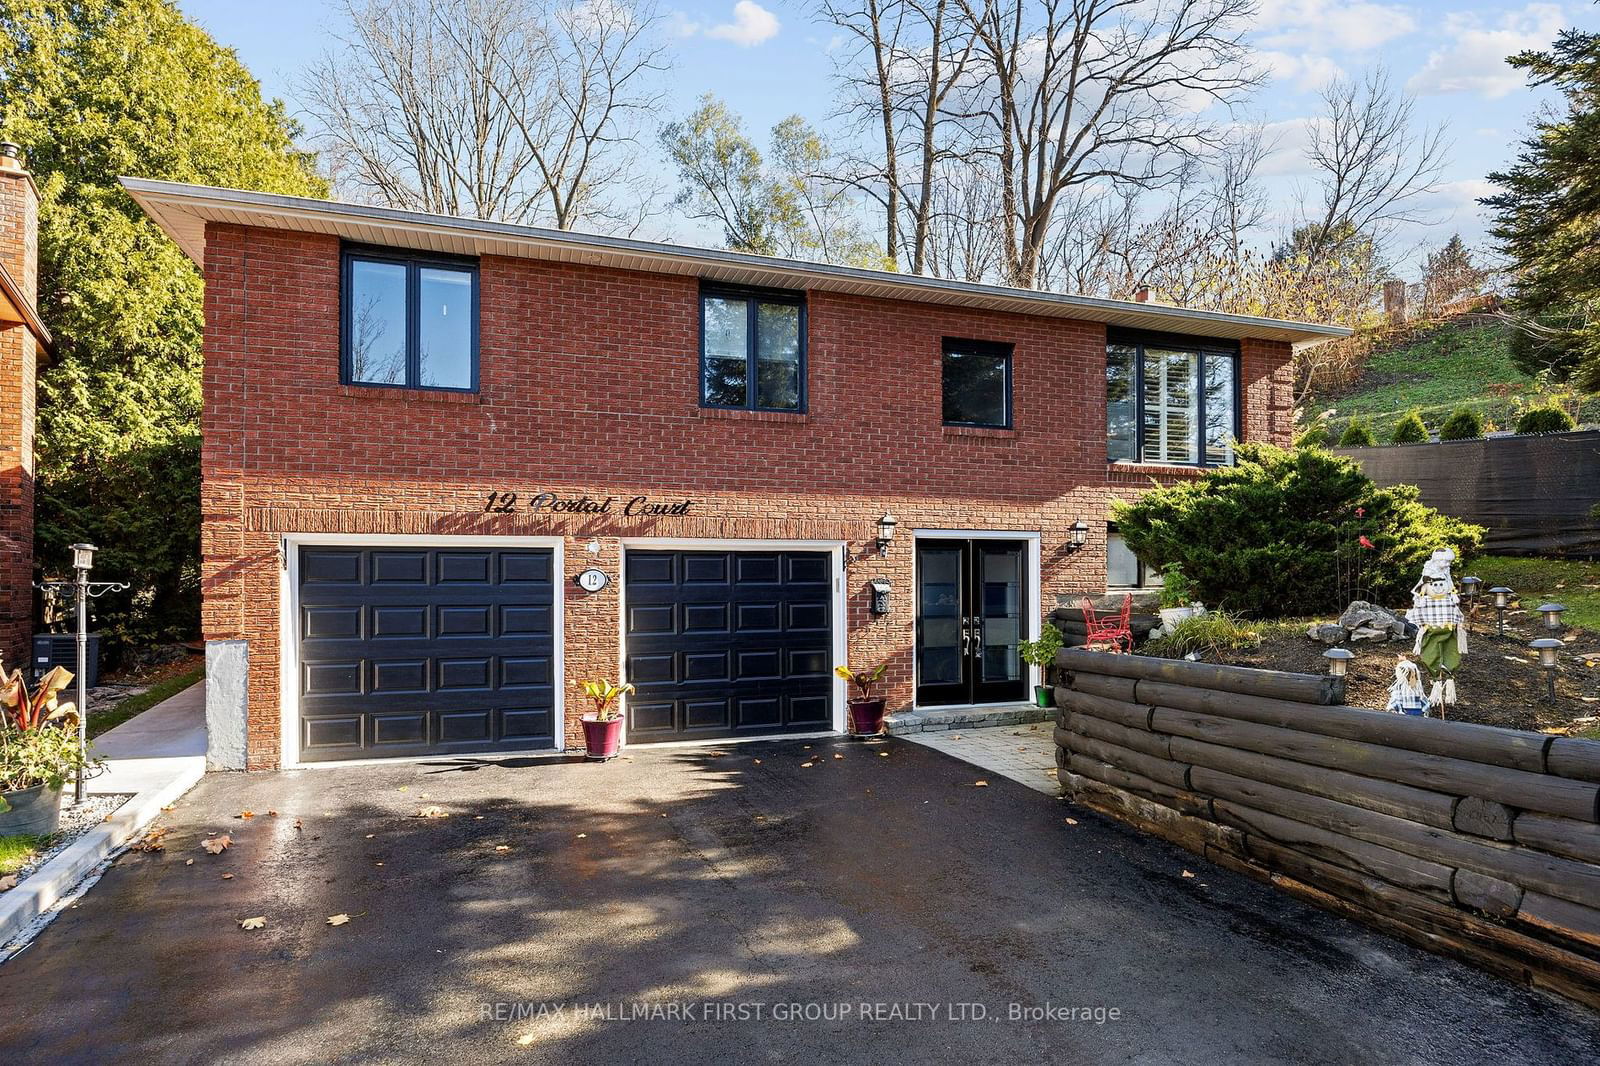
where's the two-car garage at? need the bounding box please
[290,540,839,763]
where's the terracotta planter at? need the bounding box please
[0,782,63,837]
[848,698,887,736]
[580,713,624,762]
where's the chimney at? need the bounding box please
[1133,286,1150,303]
[0,141,39,668]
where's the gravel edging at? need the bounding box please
[8,794,134,883]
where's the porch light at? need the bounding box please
[876,513,898,552]
[1322,647,1353,678]
[70,542,96,573]
[1070,521,1089,550]
[1539,603,1567,632]
[1531,638,1562,702]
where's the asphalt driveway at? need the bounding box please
[1,735,1596,1064]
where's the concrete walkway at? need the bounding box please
[905,717,1059,794]
[0,680,207,952]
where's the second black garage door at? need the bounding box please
[624,550,833,742]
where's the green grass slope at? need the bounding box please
[1307,319,1600,443]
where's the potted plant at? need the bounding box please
[575,679,633,762]
[834,663,888,736]
[1018,623,1064,708]
[1157,563,1203,631]
[0,665,90,837]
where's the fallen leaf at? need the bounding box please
[1064,817,1078,825]
[803,745,812,750]
[800,762,814,769]
[185,858,194,866]
[267,810,279,817]
[221,873,234,880]
[1181,870,1195,879]
[326,913,351,926]
[474,815,485,820]
[238,916,266,930]
[417,806,448,818]
[135,827,170,852]
[878,752,888,757]
[293,819,303,831]
[201,834,232,854]
[494,845,510,852]
[974,780,989,787]
[832,754,843,760]
[161,805,175,812]
[365,834,375,839]
[753,759,762,765]
[576,833,587,839]
[237,810,255,820]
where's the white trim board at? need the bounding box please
[277,533,567,770]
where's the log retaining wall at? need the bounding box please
[1053,646,1600,1009]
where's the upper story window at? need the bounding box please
[343,247,478,392]
[700,287,805,412]
[1107,332,1237,466]
[942,338,1012,428]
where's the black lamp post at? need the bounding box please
[1460,576,1481,631]
[35,544,129,803]
[1539,603,1567,633]
[1488,586,1513,637]
[1531,638,1562,702]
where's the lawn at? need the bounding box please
[1309,320,1600,442]
[88,662,205,740]
[0,833,48,876]
[1466,555,1600,633]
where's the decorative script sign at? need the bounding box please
[483,491,695,517]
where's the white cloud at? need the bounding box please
[666,10,702,37]
[1253,0,1417,52]
[1407,4,1567,99]
[1259,50,1344,91]
[705,1,780,46]
[1256,116,1329,177]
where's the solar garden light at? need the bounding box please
[1488,586,1513,637]
[1460,576,1481,630]
[1323,647,1354,700]
[1531,638,1562,702]
[1539,602,1567,633]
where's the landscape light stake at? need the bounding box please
[1323,647,1354,703]
[1531,639,1562,703]
[1460,577,1480,632]
[35,544,130,803]
[1488,587,1513,638]
[1539,603,1567,633]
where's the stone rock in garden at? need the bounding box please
[1338,600,1408,637]
[1306,623,1348,645]
[1349,625,1391,643]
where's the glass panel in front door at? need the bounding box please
[975,544,1025,701]
[916,546,964,687]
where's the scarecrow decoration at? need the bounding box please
[1385,658,1430,715]
[1406,548,1468,713]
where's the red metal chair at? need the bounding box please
[1079,594,1133,654]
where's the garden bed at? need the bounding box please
[1,793,133,888]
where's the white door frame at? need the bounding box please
[909,528,1043,709]
[277,532,566,769]
[615,538,850,742]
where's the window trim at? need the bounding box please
[1108,328,1240,467]
[341,244,480,393]
[698,283,808,414]
[941,337,1014,430]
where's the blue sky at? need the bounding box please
[179,0,1597,273]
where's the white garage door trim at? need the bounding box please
[277,533,566,769]
[615,538,849,745]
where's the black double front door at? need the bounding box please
[915,538,1028,706]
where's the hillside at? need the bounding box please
[1304,317,1600,443]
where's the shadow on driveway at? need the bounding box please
[1,735,1596,1064]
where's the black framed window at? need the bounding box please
[343,247,478,392]
[1106,527,1164,590]
[1107,332,1237,466]
[942,338,1012,428]
[700,287,805,412]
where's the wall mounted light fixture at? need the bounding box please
[1068,521,1089,551]
[877,513,898,553]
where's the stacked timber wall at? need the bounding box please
[1052,647,1600,1008]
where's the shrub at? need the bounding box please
[1438,407,1484,441]
[1294,423,1329,449]
[1018,623,1063,670]
[1111,443,1484,617]
[1158,563,1196,609]
[1337,418,1376,447]
[1514,406,1577,434]
[1389,410,1428,444]
[1145,610,1260,659]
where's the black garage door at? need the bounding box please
[297,546,556,762]
[625,550,833,742]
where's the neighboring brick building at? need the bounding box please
[124,178,1347,771]
[0,144,48,671]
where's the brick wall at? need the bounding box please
[0,165,38,668]
[201,222,1295,768]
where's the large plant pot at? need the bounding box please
[580,714,624,762]
[0,782,63,837]
[1159,606,1199,630]
[848,698,887,736]
[1032,684,1054,709]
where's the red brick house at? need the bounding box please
[122,178,1347,770]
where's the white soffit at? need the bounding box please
[120,177,1352,346]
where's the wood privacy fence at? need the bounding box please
[1052,647,1600,1008]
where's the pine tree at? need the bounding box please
[1484,20,1600,387]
